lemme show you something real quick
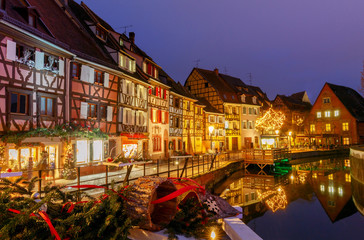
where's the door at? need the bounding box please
[232,137,238,151]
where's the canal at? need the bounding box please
[214,156,364,240]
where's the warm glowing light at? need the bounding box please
[210,230,216,240]
[257,186,287,212]
[328,174,333,180]
[209,125,215,134]
[345,159,350,167]
[123,144,138,158]
[255,108,286,132]
[290,175,294,180]
[275,130,279,135]
[313,173,317,179]
[338,187,343,196]
[328,186,334,193]
[175,161,179,165]
[320,185,325,192]
[289,131,292,136]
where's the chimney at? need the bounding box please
[129,32,135,44]
[214,68,219,75]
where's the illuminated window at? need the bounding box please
[152,108,158,123]
[317,112,321,118]
[93,140,103,162]
[342,122,349,131]
[343,138,349,145]
[40,96,55,116]
[243,107,246,114]
[328,186,334,193]
[328,174,333,180]
[323,97,330,103]
[76,140,88,164]
[338,187,343,196]
[324,111,330,118]
[242,121,247,129]
[209,115,216,123]
[345,173,351,182]
[345,159,350,167]
[310,124,315,133]
[320,185,325,192]
[325,124,331,131]
[313,173,317,179]
[10,92,28,114]
[334,110,339,117]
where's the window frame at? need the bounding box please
[88,103,98,119]
[72,62,81,79]
[10,92,29,115]
[94,69,104,85]
[40,96,55,117]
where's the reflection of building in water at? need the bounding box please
[294,158,356,222]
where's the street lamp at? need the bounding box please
[288,131,292,150]
[275,130,279,148]
[209,125,215,152]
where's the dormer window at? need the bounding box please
[95,26,107,41]
[146,62,156,78]
[28,12,36,27]
[119,53,135,72]
[241,95,246,102]
[253,96,257,104]
[119,37,123,46]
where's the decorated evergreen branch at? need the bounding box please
[165,195,220,240]
[0,123,108,147]
[0,177,133,240]
[61,144,77,180]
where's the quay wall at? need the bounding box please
[291,148,349,159]
[350,146,364,216]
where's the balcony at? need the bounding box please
[225,129,240,136]
[149,95,168,108]
[225,114,240,121]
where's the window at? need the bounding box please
[218,116,223,123]
[247,121,252,129]
[152,108,158,123]
[88,103,97,119]
[326,123,331,131]
[343,138,350,145]
[95,26,107,40]
[254,108,257,115]
[16,45,35,62]
[40,96,54,116]
[94,70,103,85]
[119,54,135,72]
[100,105,107,120]
[242,121,246,129]
[324,111,330,118]
[72,62,81,79]
[44,54,59,71]
[323,97,330,103]
[253,97,257,104]
[209,115,216,123]
[334,110,339,117]
[205,83,208,88]
[243,107,246,114]
[310,124,315,133]
[249,108,252,115]
[153,136,161,152]
[93,140,103,162]
[146,62,156,77]
[241,95,246,102]
[342,122,349,131]
[317,112,322,118]
[28,13,36,27]
[10,92,28,114]
[345,173,351,182]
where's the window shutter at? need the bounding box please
[80,65,89,82]
[6,40,16,61]
[132,110,135,125]
[104,73,109,88]
[35,51,44,70]
[151,108,153,121]
[58,59,65,76]
[107,106,113,122]
[88,67,95,83]
[131,82,135,96]
[158,110,161,123]
[136,111,140,125]
[166,112,169,124]
[163,89,166,99]
[122,79,127,94]
[118,107,123,123]
[80,102,88,119]
[123,108,127,124]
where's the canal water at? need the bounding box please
[215,156,364,240]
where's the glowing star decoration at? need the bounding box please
[255,108,285,132]
[257,186,287,212]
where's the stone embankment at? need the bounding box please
[350,146,364,216]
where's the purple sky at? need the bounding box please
[77,0,364,102]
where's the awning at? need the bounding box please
[120,133,148,139]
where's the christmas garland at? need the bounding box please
[0,124,108,147]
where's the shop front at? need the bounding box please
[120,133,148,159]
[261,135,279,149]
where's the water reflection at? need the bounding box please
[216,157,364,239]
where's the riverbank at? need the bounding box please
[291,148,349,160]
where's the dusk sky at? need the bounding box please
[77,0,364,102]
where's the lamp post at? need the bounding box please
[209,125,215,152]
[275,129,279,148]
[288,131,292,150]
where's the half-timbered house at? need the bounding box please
[0,0,74,172]
[68,1,150,160]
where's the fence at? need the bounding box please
[5,152,243,199]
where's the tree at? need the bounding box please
[255,108,285,134]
